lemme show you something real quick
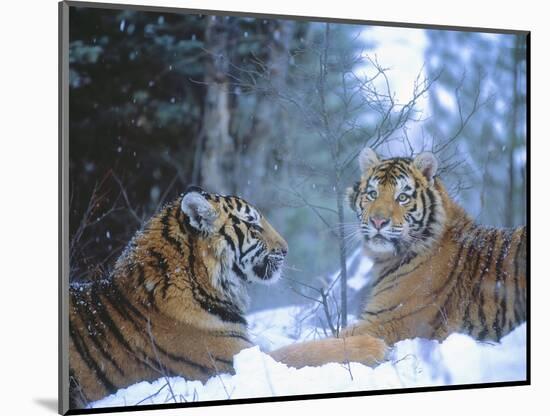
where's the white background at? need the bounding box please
[0,0,546,415]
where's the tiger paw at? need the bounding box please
[338,334,389,366]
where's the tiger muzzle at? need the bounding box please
[268,249,287,265]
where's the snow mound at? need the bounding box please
[90,322,526,408]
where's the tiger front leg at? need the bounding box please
[268,334,388,369]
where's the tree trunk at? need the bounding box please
[321,24,348,330]
[235,20,295,205]
[336,182,348,329]
[506,35,523,227]
[200,17,236,194]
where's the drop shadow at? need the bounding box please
[34,398,58,413]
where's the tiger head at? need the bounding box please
[347,147,446,261]
[181,186,288,286]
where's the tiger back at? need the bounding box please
[343,147,527,346]
[69,186,288,408]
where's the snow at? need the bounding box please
[89,308,526,408]
[247,305,307,351]
[347,254,372,291]
[88,247,525,409]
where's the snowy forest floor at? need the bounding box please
[90,305,526,408]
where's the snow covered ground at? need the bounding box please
[89,249,526,408]
[90,308,526,408]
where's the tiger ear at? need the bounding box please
[181,190,218,234]
[358,147,380,172]
[413,152,438,181]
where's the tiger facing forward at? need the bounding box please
[69,186,380,408]
[342,147,527,349]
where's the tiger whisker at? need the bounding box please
[282,264,303,272]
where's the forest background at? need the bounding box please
[69,6,527,320]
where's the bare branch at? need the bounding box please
[433,71,488,155]
[112,173,144,225]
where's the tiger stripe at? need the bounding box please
[69,188,288,408]
[343,148,526,349]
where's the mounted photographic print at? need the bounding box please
[59,1,530,414]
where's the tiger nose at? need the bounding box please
[275,242,288,257]
[270,248,288,261]
[370,216,390,230]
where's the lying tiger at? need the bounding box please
[335,147,526,352]
[69,186,381,408]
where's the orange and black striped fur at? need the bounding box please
[69,186,290,407]
[342,147,527,350]
[69,186,383,408]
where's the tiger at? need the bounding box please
[339,147,527,354]
[68,186,288,407]
[69,186,380,409]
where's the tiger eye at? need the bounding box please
[397,193,410,203]
[251,223,263,232]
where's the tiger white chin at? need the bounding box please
[365,237,397,256]
[264,267,283,285]
[249,263,283,285]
